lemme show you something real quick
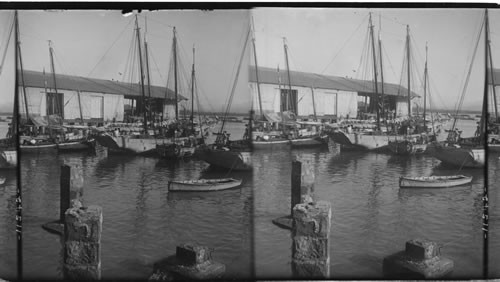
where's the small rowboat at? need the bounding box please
[168,178,242,192]
[399,175,472,188]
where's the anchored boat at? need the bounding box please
[168,178,242,192]
[399,175,473,188]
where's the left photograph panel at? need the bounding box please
[0,10,18,282]
[8,10,253,280]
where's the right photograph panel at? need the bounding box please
[249,7,498,279]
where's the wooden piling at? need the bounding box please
[63,205,102,280]
[43,164,84,235]
[273,158,316,230]
[291,201,331,278]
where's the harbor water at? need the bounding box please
[21,122,253,279]
[253,119,488,278]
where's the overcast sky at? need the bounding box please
[251,8,500,112]
[0,10,251,114]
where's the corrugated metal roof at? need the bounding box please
[249,66,419,98]
[18,70,187,101]
[489,68,500,86]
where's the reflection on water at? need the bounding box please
[22,125,253,279]
[254,143,485,279]
[0,169,17,280]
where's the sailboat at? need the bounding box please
[329,14,429,151]
[157,45,199,159]
[252,37,328,149]
[194,27,252,171]
[0,12,17,169]
[388,42,434,155]
[94,18,194,155]
[428,10,490,168]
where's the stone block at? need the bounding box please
[63,264,101,280]
[383,250,454,279]
[292,236,328,261]
[292,257,330,278]
[65,241,100,266]
[176,244,212,265]
[405,239,438,260]
[152,255,225,280]
[65,206,102,243]
[293,201,331,238]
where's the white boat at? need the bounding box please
[168,178,242,192]
[328,129,390,151]
[399,175,473,188]
[252,135,290,150]
[290,134,329,148]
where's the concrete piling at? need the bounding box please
[63,205,103,280]
[149,243,226,280]
[291,201,331,278]
[43,164,85,235]
[383,238,454,279]
[273,158,315,230]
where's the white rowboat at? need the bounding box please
[168,178,242,192]
[399,175,472,188]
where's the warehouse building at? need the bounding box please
[249,66,419,121]
[18,70,185,123]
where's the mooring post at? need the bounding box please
[63,205,102,280]
[273,158,316,230]
[291,158,315,215]
[149,243,226,280]
[60,164,84,221]
[291,201,331,278]
[383,238,454,278]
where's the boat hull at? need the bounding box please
[57,140,93,152]
[429,144,485,168]
[0,150,16,169]
[388,140,427,155]
[157,144,195,159]
[95,134,191,155]
[399,175,472,188]
[489,144,500,152]
[252,139,290,150]
[195,146,252,171]
[328,130,389,151]
[20,143,57,153]
[290,135,329,148]
[168,178,242,192]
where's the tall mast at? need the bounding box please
[423,43,428,130]
[173,27,178,121]
[378,14,385,122]
[480,10,490,145]
[191,45,195,132]
[135,15,147,133]
[311,85,317,120]
[406,25,411,117]
[251,17,264,120]
[16,13,29,121]
[48,40,61,121]
[369,13,380,129]
[283,37,294,114]
[42,68,52,137]
[144,18,152,127]
[486,16,498,122]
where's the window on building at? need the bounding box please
[46,92,64,119]
[280,88,298,114]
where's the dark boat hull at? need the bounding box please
[194,145,252,171]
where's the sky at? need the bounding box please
[251,8,500,112]
[0,9,251,114]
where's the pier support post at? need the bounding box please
[63,205,102,280]
[273,158,315,230]
[149,243,225,280]
[291,201,331,278]
[43,164,85,235]
[383,238,454,278]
